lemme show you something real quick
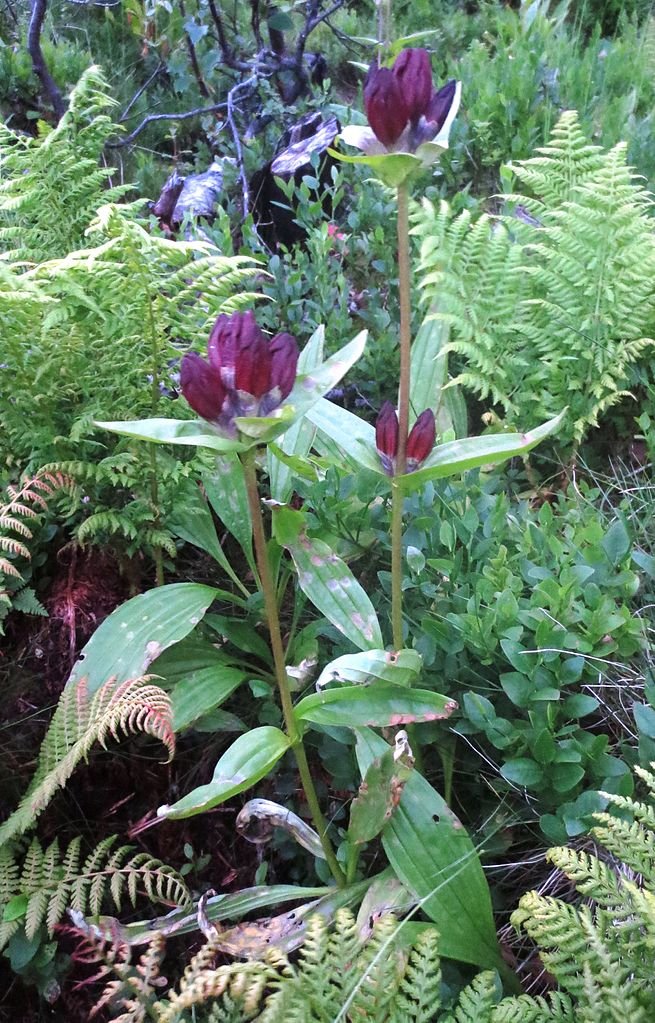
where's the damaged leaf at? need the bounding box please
[348,746,413,845]
[316,648,422,690]
[294,684,456,729]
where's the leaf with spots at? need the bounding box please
[203,453,255,575]
[348,746,413,846]
[158,726,290,820]
[67,582,217,696]
[294,684,456,729]
[315,649,422,690]
[273,507,382,652]
[356,729,502,971]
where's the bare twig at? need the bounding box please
[119,62,165,122]
[107,102,227,148]
[226,73,259,217]
[27,0,66,120]
[206,0,249,69]
[295,0,343,62]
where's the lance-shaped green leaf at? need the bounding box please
[316,649,422,690]
[158,726,290,820]
[268,325,324,503]
[306,399,381,475]
[95,416,250,452]
[171,665,248,732]
[396,410,567,490]
[356,729,501,970]
[66,583,216,696]
[411,312,466,435]
[273,506,382,651]
[355,873,416,938]
[203,454,255,574]
[348,745,413,846]
[168,477,249,595]
[294,684,456,728]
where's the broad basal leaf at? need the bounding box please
[356,729,501,971]
[67,583,217,696]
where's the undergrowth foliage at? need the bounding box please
[0,470,74,634]
[0,674,175,844]
[75,765,655,1022]
[0,835,191,949]
[0,68,262,570]
[415,111,655,453]
[0,65,130,262]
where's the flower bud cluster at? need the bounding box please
[180,311,299,437]
[375,402,436,476]
[363,48,459,154]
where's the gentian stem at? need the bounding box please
[391,181,412,649]
[241,449,346,886]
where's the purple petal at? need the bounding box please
[269,332,299,401]
[364,66,409,148]
[393,48,433,125]
[180,352,226,421]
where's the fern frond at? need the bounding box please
[0,837,190,950]
[0,675,174,844]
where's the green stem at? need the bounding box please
[143,273,164,587]
[390,481,404,650]
[394,181,425,772]
[390,182,412,648]
[241,450,346,886]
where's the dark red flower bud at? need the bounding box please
[234,330,271,398]
[376,401,399,475]
[269,332,299,401]
[393,48,433,125]
[208,310,266,392]
[406,409,436,469]
[180,351,226,422]
[364,66,409,148]
[425,79,458,132]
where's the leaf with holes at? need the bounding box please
[356,729,502,971]
[348,746,413,846]
[67,583,216,696]
[158,726,290,820]
[316,649,422,690]
[294,684,456,728]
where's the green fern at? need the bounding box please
[0,470,75,634]
[0,675,174,845]
[414,110,655,454]
[0,66,130,262]
[0,836,191,950]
